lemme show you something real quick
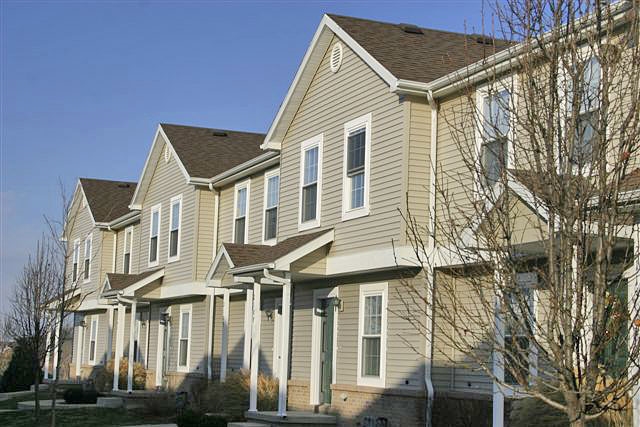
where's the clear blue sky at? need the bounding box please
[0,0,491,317]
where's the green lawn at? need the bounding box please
[0,408,175,426]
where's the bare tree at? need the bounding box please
[398,1,640,426]
[4,237,59,423]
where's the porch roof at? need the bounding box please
[102,268,164,297]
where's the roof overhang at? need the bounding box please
[102,268,165,298]
[188,151,280,188]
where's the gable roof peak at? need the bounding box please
[78,177,137,224]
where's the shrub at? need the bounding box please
[195,370,278,421]
[431,395,492,427]
[104,358,146,390]
[141,392,177,418]
[63,387,98,404]
[176,409,227,427]
[0,337,42,392]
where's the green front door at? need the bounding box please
[320,298,335,404]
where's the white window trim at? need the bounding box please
[342,113,372,221]
[148,203,161,267]
[72,239,80,283]
[177,304,192,372]
[134,311,143,362]
[88,315,99,365]
[474,75,518,197]
[309,287,339,405]
[167,194,183,263]
[262,168,280,245]
[298,134,323,231]
[357,282,388,388]
[83,233,93,283]
[232,180,251,244]
[123,226,134,274]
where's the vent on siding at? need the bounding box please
[212,130,228,137]
[399,23,423,34]
[164,144,171,163]
[117,183,131,188]
[329,42,343,73]
[474,34,495,45]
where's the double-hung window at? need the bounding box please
[149,204,161,266]
[357,283,387,387]
[168,195,182,261]
[233,181,250,244]
[83,234,92,282]
[263,169,280,244]
[480,89,510,187]
[299,134,323,230]
[72,239,80,283]
[343,113,371,220]
[572,56,601,166]
[178,305,191,371]
[123,227,133,274]
[88,315,98,365]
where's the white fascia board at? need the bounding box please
[507,177,550,223]
[204,152,280,188]
[324,245,422,276]
[205,246,235,283]
[229,263,274,275]
[274,229,335,271]
[160,281,209,299]
[129,125,191,209]
[121,268,165,297]
[262,14,399,149]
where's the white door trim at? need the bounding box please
[309,287,339,405]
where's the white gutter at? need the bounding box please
[95,210,141,230]
[188,152,280,188]
[209,183,220,260]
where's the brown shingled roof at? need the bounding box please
[160,123,267,179]
[104,269,163,293]
[328,14,512,84]
[223,230,332,269]
[80,178,137,223]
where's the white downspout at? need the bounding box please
[425,91,438,427]
[210,183,220,260]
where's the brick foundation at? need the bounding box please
[287,379,313,411]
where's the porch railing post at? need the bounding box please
[127,299,137,393]
[220,289,230,382]
[113,302,125,391]
[249,282,261,412]
[243,288,253,370]
[278,278,292,417]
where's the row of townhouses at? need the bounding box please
[45,8,639,427]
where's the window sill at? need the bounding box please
[167,256,180,264]
[177,365,189,373]
[342,206,369,222]
[298,219,320,232]
[82,279,91,284]
[357,376,385,388]
[148,261,159,268]
[262,238,277,246]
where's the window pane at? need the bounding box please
[482,139,507,185]
[504,336,530,385]
[181,312,189,339]
[170,229,179,257]
[350,172,365,209]
[91,320,97,340]
[150,236,158,262]
[90,341,96,361]
[581,56,601,113]
[347,129,366,174]
[302,183,317,222]
[364,295,382,335]
[85,239,91,258]
[84,259,90,279]
[265,207,277,240]
[304,147,318,185]
[171,201,180,230]
[179,339,188,366]
[362,337,381,376]
[73,263,78,282]
[267,175,279,209]
[235,218,245,243]
[236,188,247,217]
[124,253,130,274]
[151,210,159,236]
[484,90,510,139]
[573,111,596,164]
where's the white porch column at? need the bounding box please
[44,330,51,379]
[631,222,640,427]
[207,292,215,380]
[249,282,261,413]
[277,279,292,417]
[52,327,60,380]
[127,299,137,393]
[492,268,505,427]
[75,316,84,380]
[243,288,253,370]
[106,307,114,363]
[113,302,126,391]
[220,289,230,382]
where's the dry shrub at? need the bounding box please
[104,358,146,390]
[141,392,177,418]
[196,369,278,421]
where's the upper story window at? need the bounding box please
[299,134,323,231]
[357,282,387,388]
[572,56,601,166]
[123,227,133,274]
[342,113,371,220]
[149,204,161,266]
[479,88,511,187]
[72,239,80,283]
[83,234,92,282]
[233,180,250,244]
[263,169,280,244]
[168,195,182,261]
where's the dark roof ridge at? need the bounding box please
[79,177,137,185]
[160,122,266,137]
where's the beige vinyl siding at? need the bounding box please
[195,189,215,280]
[80,310,109,366]
[248,173,265,244]
[404,97,431,243]
[98,230,115,284]
[227,296,246,372]
[259,292,279,376]
[217,184,234,247]
[212,295,223,377]
[114,223,141,275]
[290,286,314,380]
[136,144,196,283]
[147,304,160,371]
[277,35,405,256]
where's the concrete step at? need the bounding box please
[97,397,124,408]
[246,411,337,426]
[228,423,267,427]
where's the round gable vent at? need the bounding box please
[330,42,343,73]
[164,144,171,163]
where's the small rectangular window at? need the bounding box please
[123,227,133,274]
[480,90,510,187]
[88,316,98,364]
[343,114,371,220]
[233,182,249,244]
[149,205,160,265]
[72,240,80,283]
[572,56,601,165]
[83,235,92,281]
[263,171,280,243]
[504,283,535,385]
[178,306,191,370]
[169,196,181,260]
[357,283,387,387]
[302,147,319,222]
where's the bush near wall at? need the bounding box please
[431,394,493,427]
[102,358,146,391]
[0,337,41,392]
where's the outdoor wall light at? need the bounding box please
[265,308,274,321]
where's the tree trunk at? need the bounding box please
[33,367,40,423]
